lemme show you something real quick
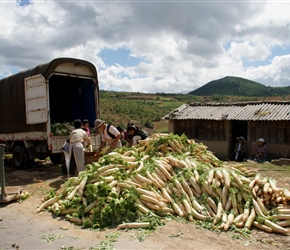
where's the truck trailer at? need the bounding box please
[0,57,101,168]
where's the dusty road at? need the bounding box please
[0,160,290,250]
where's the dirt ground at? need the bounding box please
[1,159,290,250]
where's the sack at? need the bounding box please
[62,140,70,153]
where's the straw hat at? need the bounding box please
[94,119,105,129]
[236,136,246,142]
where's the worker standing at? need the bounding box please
[68,119,91,176]
[234,136,247,162]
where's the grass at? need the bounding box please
[161,101,184,107]
[241,161,290,187]
[255,164,290,172]
[246,161,290,173]
[153,120,169,133]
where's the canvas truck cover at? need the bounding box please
[0,58,99,134]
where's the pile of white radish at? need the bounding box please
[37,133,290,235]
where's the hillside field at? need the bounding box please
[99,90,290,134]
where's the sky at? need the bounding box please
[1,0,290,94]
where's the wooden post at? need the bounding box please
[0,145,6,200]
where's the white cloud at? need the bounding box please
[1,1,290,93]
[246,55,290,87]
[228,41,271,61]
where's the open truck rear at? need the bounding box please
[0,58,100,168]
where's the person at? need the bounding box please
[253,138,270,163]
[82,119,90,137]
[82,119,92,151]
[234,136,247,162]
[94,119,122,156]
[68,119,91,176]
[127,125,148,146]
[116,125,126,146]
[124,122,135,146]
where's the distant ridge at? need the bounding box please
[188,76,290,96]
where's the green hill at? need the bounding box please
[188,76,290,96]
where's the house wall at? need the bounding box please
[250,143,290,159]
[168,120,175,134]
[168,119,290,160]
[248,120,290,159]
[248,121,290,144]
[195,140,230,160]
[169,119,232,160]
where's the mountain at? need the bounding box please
[188,76,290,96]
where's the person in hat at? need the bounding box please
[68,119,91,176]
[94,119,122,156]
[234,136,248,162]
[254,138,270,163]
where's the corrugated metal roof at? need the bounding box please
[163,101,290,121]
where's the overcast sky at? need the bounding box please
[1,0,290,93]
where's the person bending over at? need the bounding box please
[94,119,122,156]
[127,125,147,146]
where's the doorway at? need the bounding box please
[231,121,248,160]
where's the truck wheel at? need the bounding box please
[13,145,29,168]
[49,153,64,165]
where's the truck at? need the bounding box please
[0,57,101,168]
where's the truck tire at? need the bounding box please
[50,153,65,165]
[12,145,29,168]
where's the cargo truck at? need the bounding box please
[0,58,101,168]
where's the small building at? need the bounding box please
[162,101,290,161]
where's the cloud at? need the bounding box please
[228,41,271,61]
[0,1,290,93]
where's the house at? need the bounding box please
[162,101,290,161]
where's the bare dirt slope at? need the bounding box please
[1,160,290,250]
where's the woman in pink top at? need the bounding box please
[82,119,91,150]
[82,119,90,136]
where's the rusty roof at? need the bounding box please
[162,101,290,121]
